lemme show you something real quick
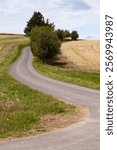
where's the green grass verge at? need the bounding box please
[0,42,75,138]
[33,58,100,90]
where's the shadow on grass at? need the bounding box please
[46,56,68,67]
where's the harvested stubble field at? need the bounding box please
[61,40,100,72]
[0,34,25,40]
[0,34,29,71]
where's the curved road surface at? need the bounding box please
[0,47,100,150]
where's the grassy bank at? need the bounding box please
[0,35,76,138]
[33,58,100,90]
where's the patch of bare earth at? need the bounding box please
[24,106,89,137]
[41,106,89,132]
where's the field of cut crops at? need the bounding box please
[0,34,29,67]
[61,40,100,72]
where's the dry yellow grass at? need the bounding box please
[61,40,100,72]
[0,34,26,41]
[0,34,29,64]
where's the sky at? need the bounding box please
[0,0,100,39]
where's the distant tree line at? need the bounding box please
[24,11,79,62]
[55,29,79,41]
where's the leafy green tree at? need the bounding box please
[71,31,79,40]
[24,11,54,36]
[64,30,70,38]
[56,29,65,41]
[30,26,61,63]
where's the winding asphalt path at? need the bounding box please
[0,47,100,150]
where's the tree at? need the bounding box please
[71,31,79,40]
[56,29,65,41]
[64,30,70,38]
[24,11,54,36]
[30,26,61,63]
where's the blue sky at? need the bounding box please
[0,0,100,39]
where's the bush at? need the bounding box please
[56,29,65,41]
[30,26,61,62]
[71,31,79,40]
[56,29,71,41]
